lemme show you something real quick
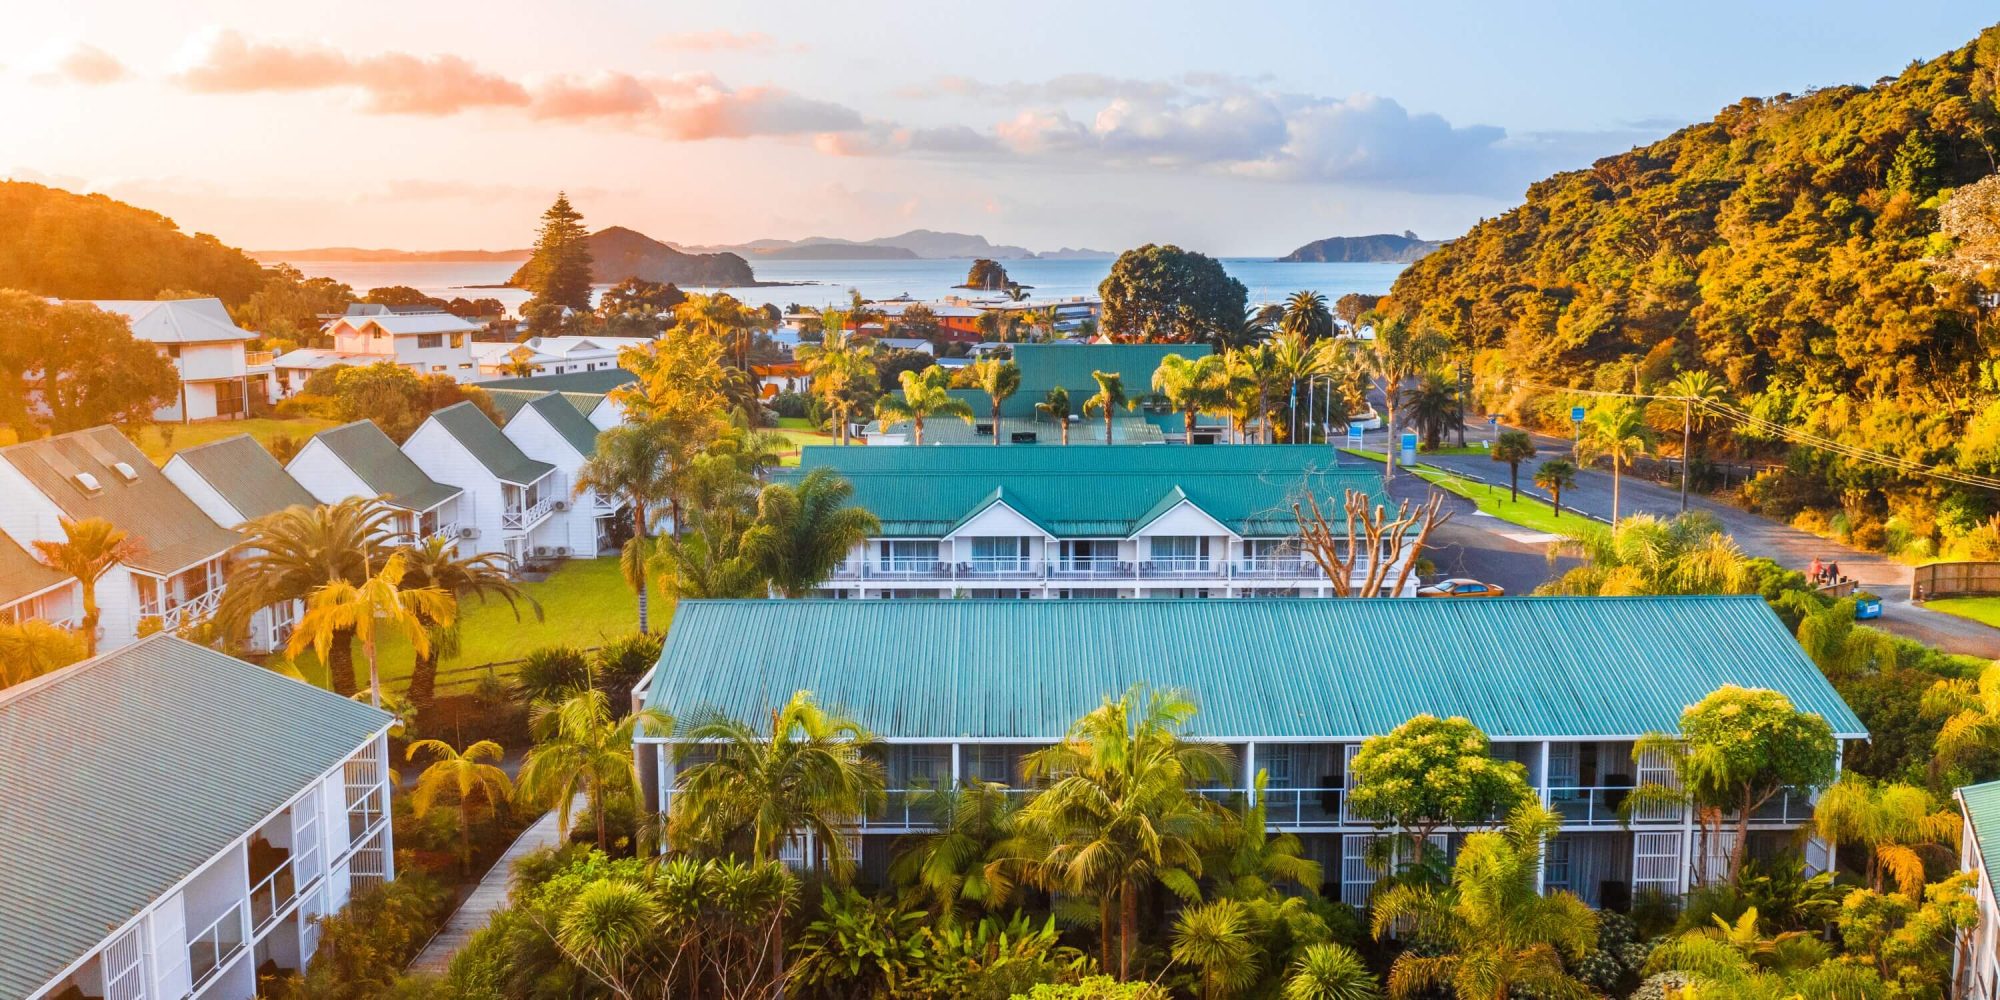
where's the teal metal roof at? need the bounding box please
[428,402,556,486]
[1959,780,2000,892]
[997,343,1211,418]
[170,434,317,521]
[1,427,242,576]
[517,392,602,457]
[641,597,1866,742]
[307,420,462,512]
[779,444,1387,537]
[0,635,391,999]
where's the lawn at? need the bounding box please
[293,557,667,695]
[774,416,841,466]
[1925,596,2000,629]
[133,416,339,464]
[1409,467,1593,538]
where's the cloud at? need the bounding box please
[657,30,797,53]
[908,72,1187,104]
[174,29,529,114]
[36,43,128,85]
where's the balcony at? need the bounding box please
[502,494,558,532]
[1138,558,1224,580]
[248,856,301,934]
[828,558,1332,585]
[424,520,463,545]
[139,586,222,633]
[187,902,246,992]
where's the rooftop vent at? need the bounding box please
[72,472,103,495]
[111,461,139,482]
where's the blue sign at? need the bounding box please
[1345,424,1364,448]
[1488,414,1500,426]
[1399,432,1418,465]
[1570,405,1587,422]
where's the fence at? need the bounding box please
[1913,562,2000,600]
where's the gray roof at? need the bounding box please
[475,369,637,393]
[0,635,391,999]
[0,533,70,608]
[1,427,241,576]
[483,388,606,422]
[169,435,317,522]
[81,298,252,345]
[517,392,601,457]
[428,402,555,486]
[305,421,462,512]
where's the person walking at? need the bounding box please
[1809,556,1824,585]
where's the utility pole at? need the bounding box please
[1455,358,1470,448]
[1680,397,1693,513]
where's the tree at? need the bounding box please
[1663,369,1729,509]
[675,292,757,373]
[220,499,396,696]
[574,423,674,634]
[1490,430,1538,501]
[1285,944,1382,1000]
[1361,316,1446,480]
[1534,459,1578,518]
[1016,685,1232,980]
[1332,293,1380,329]
[406,738,514,870]
[325,361,501,442]
[1153,353,1227,442]
[1369,804,1598,1000]
[966,259,1011,291]
[875,366,973,446]
[1037,386,1073,445]
[1543,511,1751,596]
[1812,777,1959,896]
[396,537,539,707]
[897,302,940,338]
[1926,663,2000,764]
[1346,715,1532,869]
[739,468,881,598]
[610,333,730,531]
[1400,368,1460,451]
[889,780,1023,926]
[1293,489,1453,598]
[236,266,357,345]
[796,329,877,446]
[1576,402,1651,525]
[1224,345,1282,443]
[30,516,137,658]
[0,619,87,689]
[1172,899,1258,1000]
[957,358,1022,445]
[1268,332,1336,441]
[1280,291,1334,342]
[517,192,594,313]
[1632,686,1838,884]
[288,550,455,708]
[673,689,885,880]
[1099,244,1249,344]
[1082,370,1133,445]
[597,276,684,318]
[0,292,178,435]
[519,688,672,849]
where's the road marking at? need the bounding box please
[1499,531,1565,545]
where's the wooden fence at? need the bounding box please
[1912,562,2000,600]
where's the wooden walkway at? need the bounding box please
[406,806,567,975]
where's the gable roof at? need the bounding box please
[0,427,241,576]
[483,387,607,422]
[475,369,637,393]
[425,402,555,486]
[513,392,601,457]
[0,532,71,609]
[303,421,461,511]
[80,298,252,344]
[169,435,317,522]
[1960,780,2000,892]
[779,444,1389,537]
[331,313,477,335]
[642,597,1867,742]
[0,635,391,1000]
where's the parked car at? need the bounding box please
[1418,578,1507,599]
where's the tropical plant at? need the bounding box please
[1360,316,1446,479]
[514,643,594,704]
[1267,332,1335,441]
[1543,511,1752,597]
[288,550,454,707]
[395,536,537,706]
[1663,369,1730,502]
[1533,459,1578,518]
[1400,368,1460,451]
[1082,370,1133,445]
[797,329,878,445]
[1346,715,1532,869]
[0,619,87,688]
[1280,290,1334,342]
[1208,771,1322,901]
[675,292,758,372]
[651,511,765,601]
[1812,778,1958,896]
[573,422,674,633]
[1924,662,2000,764]
[1490,431,1538,501]
[1172,899,1259,1000]
[1224,344,1282,443]
[1284,943,1382,1000]
[1153,353,1227,442]
[889,779,1023,926]
[406,738,513,869]
[31,516,139,658]
[740,468,881,598]
[790,888,930,997]
[1575,402,1651,525]
[518,688,673,849]
[1037,386,1073,445]
[875,366,974,445]
[957,358,1022,445]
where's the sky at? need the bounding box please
[3,2,1996,255]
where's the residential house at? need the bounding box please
[635,596,1863,906]
[869,336,935,355]
[469,335,652,379]
[783,444,1415,598]
[401,402,566,564]
[1955,780,2000,998]
[270,312,483,395]
[163,435,320,651]
[0,427,240,650]
[3,635,395,1000]
[83,298,260,423]
[476,370,634,429]
[0,531,79,627]
[286,421,470,549]
[502,392,623,557]
[483,386,623,432]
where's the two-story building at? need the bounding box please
[402,402,566,564]
[84,298,259,423]
[287,421,471,551]
[501,392,622,557]
[0,427,241,650]
[1,635,395,1000]
[270,312,484,395]
[785,444,1415,599]
[163,435,321,652]
[635,596,1863,908]
[1954,780,2000,999]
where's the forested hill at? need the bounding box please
[510,226,756,287]
[0,181,270,305]
[1278,232,1439,263]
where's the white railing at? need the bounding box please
[424,521,463,545]
[591,493,623,515]
[502,494,557,532]
[1258,788,1350,826]
[830,560,1332,584]
[249,856,301,934]
[186,902,246,992]
[140,587,222,632]
[260,601,300,653]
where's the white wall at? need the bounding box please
[285,439,379,508]
[161,456,247,528]
[501,408,601,557]
[401,421,507,557]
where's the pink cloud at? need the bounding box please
[174,29,528,114]
[44,44,129,85]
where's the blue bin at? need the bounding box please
[1855,598,1882,620]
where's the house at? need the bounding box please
[484,387,622,432]
[272,313,484,395]
[82,298,260,423]
[781,444,1416,598]
[869,336,935,355]
[635,596,1863,905]
[502,392,624,557]
[287,421,470,549]
[163,435,321,651]
[869,343,1215,444]
[0,532,79,627]
[752,362,810,399]
[401,402,566,564]
[0,427,241,650]
[476,370,635,429]
[1954,780,2000,998]
[2,635,395,1000]
[469,335,652,379]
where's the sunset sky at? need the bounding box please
[6,1,1994,254]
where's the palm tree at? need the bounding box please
[0,619,87,688]
[397,537,540,707]
[1362,316,1447,480]
[875,366,974,445]
[1225,344,1281,443]
[1172,899,1258,1000]
[1575,402,1651,525]
[1082,371,1133,445]
[1812,777,1959,896]
[1369,803,1597,1000]
[1401,368,1461,451]
[222,498,397,696]
[1210,772,1322,899]
[574,423,673,634]
[1928,663,2000,764]
[1665,369,1730,510]
[1016,685,1233,980]
[406,738,514,869]
[519,687,672,848]
[889,780,1022,926]
[1534,460,1578,518]
[31,516,138,658]
[1490,431,1538,501]
[958,358,1022,445]
[1546,512,1749,596]
[1153,353,1226,443]
[740,468,882,597]
[1280,290,1334,341]
[796,329,877,445]
[672,689,885,881]
[1036,386,1072,445]
[1268,332,1333,441]
[288,550,455,707]
[675,292,755,371]
[650,513,765,600]
[1286,943,1383,1000]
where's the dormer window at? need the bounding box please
[111,461,139,482]
[72,472,102,495]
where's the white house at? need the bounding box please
[1,635,395,1000]
[270,313,484,396]
[474,370,634,430]
[83,298,259,423]
[163,435,322,652]
[402,402,567,564]
[470,335,652,379]
[0,531,79,628]
[286,421,470,550]
[0,427,241,650]
[502,392,623,557]
[485,388,624,433]
[1955,780,2000,999]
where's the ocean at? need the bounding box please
[272,256,1409,317]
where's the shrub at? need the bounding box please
[272,871,453,1000]
[591,632,664,709]
[513,644,592,704]
[771,390,811,418]
[1016,977,1171,1000]
[276,393,339,419]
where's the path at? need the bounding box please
[405,806,566,975]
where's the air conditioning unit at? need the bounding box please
[555,546,572,557]
[458,526,479,539]
[533,546,552,557]
[553,500,569,512]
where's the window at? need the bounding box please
[1243,539,1295,567]
[1261,745,1294,787]
[431,365,447,373]
[1150,536,1209,567]
[904,745,950,786]
[880,540,939,571]
[417,334,443,350]
[164,344,182,359]
[970,536,1031,571]
[965,745,1017,785]
[1060,539,1118,570]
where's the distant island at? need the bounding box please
[514,226,759,287]
[679,229,1111,260]
[1277,232,1440,263]
[251,247,530,263]
[755,243,920,261]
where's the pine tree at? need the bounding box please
[521,192,594,313]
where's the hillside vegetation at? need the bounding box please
[0,182,271,304]
[1381,25,2000,553]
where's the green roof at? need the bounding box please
[1,427,241,576]
[428,402,555,486]
[779,444,1387,537]
[1959,780,2000,892]
[0,635,391,999]
[484,387,606,423]
[0,532,70,608]
[517,392,602,457]
[641,597,1867,742]
[170,434,317,521]
[476,369,636,393]
[996,343,1212,418]
[869,413,1166,445]
[307,421,462,512]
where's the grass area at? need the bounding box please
[1410,467,1592,538]
[1925,597,2000,629]
[774,416,841,466]
[133,416,338,464]
[294,557,666,694]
